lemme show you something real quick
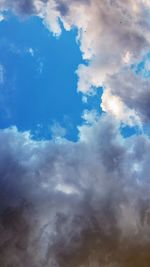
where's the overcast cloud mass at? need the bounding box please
[0,0,150,266]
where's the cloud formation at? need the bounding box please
[0,0,150,266]
[0,117,150,266]
[103,70,150,124]
[1,0,150,124]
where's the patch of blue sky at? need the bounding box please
[0,12,102,141]
[122,53,150,138]
[131,52,150,78]
[120,125,142,138]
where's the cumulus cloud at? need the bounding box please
[1,0,149,124]
[101,88,141,126]
[104,70,150,123]
[0,2,150,77]
[59,0,150,90]
[0,117,150,266]
[0,0,150,266]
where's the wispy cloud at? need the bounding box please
[0,13,5,21]
[0,64,5,84]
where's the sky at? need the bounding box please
[0,12,101,141]
[0,1,150,267]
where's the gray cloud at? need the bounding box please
[0,118,150,266]
[0,0,36,15]
[105,70,150,123]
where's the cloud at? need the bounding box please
[27,47,35,56]
[0,1,150,266]
[60,0,150,92]
[104,69,150,123]
[1,0,149,125]
[0,13,5,21]
[0,0,36,15]
[101,88,141,126]
[50,122,66,141]
[0,1,149,81]
[0,118,150,266]
[0,64,4,84]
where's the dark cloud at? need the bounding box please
[0,0,35,15]
[0,0,49,15]
[0,118,150,266]
[55,0,70,16]
[55,0,91,16]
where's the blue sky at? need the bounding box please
[0,12,143,142]
[0,13,101,141]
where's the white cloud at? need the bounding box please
[0,1,150,125]
[58,0,150,92]
[50,122,66,142]
[0,13,5,21]
[101,87,141,126]
[0,64,5,84]
[104,70,150,123]
[27,47,35,56]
